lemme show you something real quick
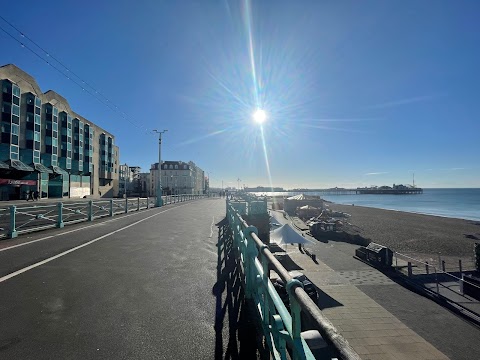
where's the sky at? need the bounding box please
[1,0,479,189]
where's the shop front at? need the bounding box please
[0,178,37,201]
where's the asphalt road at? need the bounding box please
[0,198,228,359]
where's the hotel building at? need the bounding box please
[0,64,119,200]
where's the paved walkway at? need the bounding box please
[0,198,247,360]
[270,209,480,360]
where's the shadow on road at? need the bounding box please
[212,218,269,360]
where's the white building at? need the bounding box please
[150,160,205,196]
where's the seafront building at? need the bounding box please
[0,64,119,200]
[150,160,205,196]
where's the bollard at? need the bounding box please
[407,261,413,277]
[442,260,446,272]
[88,200,94,221]
[109,199,114,217]
[459,259,463,274]
[57,202,64,229]
[8,205,18,238]
[426,261,429,274]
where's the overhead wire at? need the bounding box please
[0,15,153,136]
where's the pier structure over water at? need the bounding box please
[290,186,424,195]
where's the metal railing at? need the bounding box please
[393,252,480,319]
[0,194,206,239]
[226,199,360,360]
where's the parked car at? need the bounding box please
[273,271,318,308]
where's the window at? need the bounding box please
[13,96,19,106]
[12,115,19,124]
[12,85,20,97]
[35,107,41,115]
[35,124,40,132]
[53,107,58,116]
[35,97,41,107]
[34,141,40,150]
[12,105,20,116]
[35,114,41,124]
[2,102,11,114]
[11,134,18,145]
[11,124,19,135]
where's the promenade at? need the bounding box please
[0,198,238,359]
[2,196,480,359]
[271,209,480,360]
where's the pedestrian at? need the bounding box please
[34,190,39,201]
[28,190,34,201]
[25,190,30,201]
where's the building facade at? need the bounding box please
[0,64,119,200]
[150,160,205,196]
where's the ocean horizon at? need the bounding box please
[253,188,480,222]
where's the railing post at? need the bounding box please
[147,197,150,209]
[109,199,114,217]
[8,205,18,238]
[287,279,304,359]
[441,260,446,272]
[88,200,94,221]
[125,197,128,213]
[426,261,429,274]
[460,273,464,295]
[137,197,140,211]
[244,226,259,299]
[459,259,463,274]
[407,261,412,277]
[57,202,64,229]
[435,267,439,294]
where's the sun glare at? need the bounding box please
[253,109,267,124]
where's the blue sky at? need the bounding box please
[1,0,479,189]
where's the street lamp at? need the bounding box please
[153,129,168,207]
[207,172,212,197]
[124,163,128,198]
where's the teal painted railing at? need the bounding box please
[226,197,360,360]
[0,194,206,239]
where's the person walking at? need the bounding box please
[25,190,30,201]
[33,190,39,201]
[28,190,34,201]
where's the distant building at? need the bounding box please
[244,186,284,192]
[284,194,323,215]
[150,160,205,196]
[0,64,119,200]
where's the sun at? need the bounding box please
[253,109,267,124]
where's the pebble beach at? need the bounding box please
[328,203,480,265]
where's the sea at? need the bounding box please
[253,188,480,222]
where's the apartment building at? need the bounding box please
[0,64,119,200]
[150,160,205,196]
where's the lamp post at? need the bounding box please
[123,163,128,198]
[207,172,212,197]
[153,129,167,207]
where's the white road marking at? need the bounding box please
[0,206,162,252]
[0,205,184,283]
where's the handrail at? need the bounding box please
[226,199,360,360]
